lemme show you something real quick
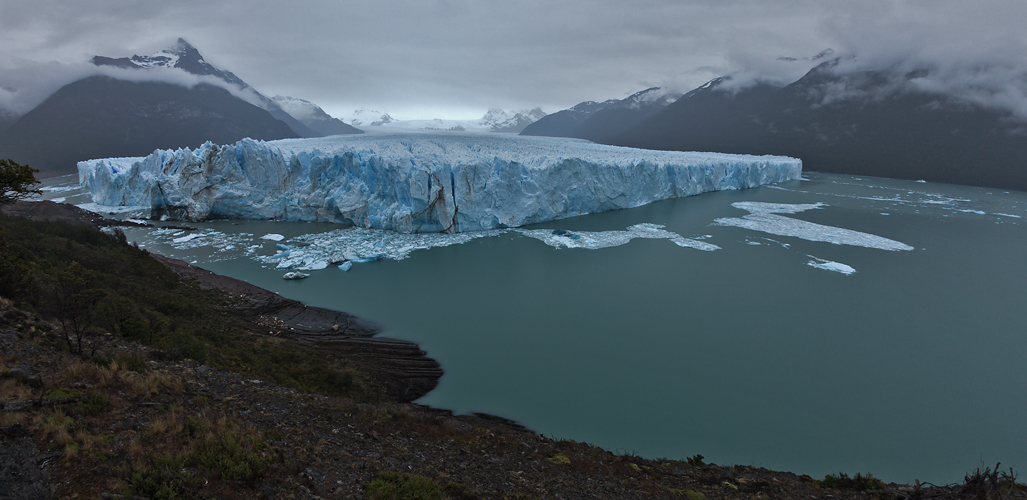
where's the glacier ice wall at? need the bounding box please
[79,134,802,233]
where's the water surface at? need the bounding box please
[46,172,1027,484]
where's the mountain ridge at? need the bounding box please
[520,87,679,142]
[608,59,1027,191]
[0,39,360,176]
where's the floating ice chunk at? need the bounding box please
[807,256,856,275]
[282,272,309,280]
[257,226,500,270]
[42,185,78,193]
[261,233,285,241]
[714,202,913,251]
[172,233,201,243]
[338,261,353,271]
[276,243,293,250]
[957,209,986,215]
[994,213,1022,218]
[76,202,149,214]
[516,223,719,251]
[297,259,329,271]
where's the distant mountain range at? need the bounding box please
[480,108,546,133]
[0,39,360,177]
[521,87,680,143]
[271,95,363,137]
[529,60,1027,191]
[340,107,547,134]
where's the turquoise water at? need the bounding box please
[49,172,1027,484]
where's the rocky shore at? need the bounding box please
[150,254,443,403]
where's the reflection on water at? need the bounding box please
[44,172,1027,484]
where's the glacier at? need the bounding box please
[78,133,802,233]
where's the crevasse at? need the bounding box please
[78,133,802,233]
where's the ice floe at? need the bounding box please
[516,223,719,251]
[714,202,914,251]
[807,256,856,275]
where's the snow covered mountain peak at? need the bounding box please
[621,87,682,109]
[92,38,247,88]
[345,108,394,127]
[479,107,547,133]
[273,96,363,136]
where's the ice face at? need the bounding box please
[79,134,802,234]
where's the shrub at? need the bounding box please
[816,472,885,491]
[365,472,444,500]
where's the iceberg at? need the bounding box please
[79,134,802,233]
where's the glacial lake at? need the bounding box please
[45,171,1027,484]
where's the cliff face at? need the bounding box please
[79,134,801,232]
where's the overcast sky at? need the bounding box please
[2,0,1026,120]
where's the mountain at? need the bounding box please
[90,38,349,139]
[609,60,1027,191]
[344,108,395,127]
[272,96,363,136]
[91,38,248,87]
[0,39,361,176]
[340,108,545,133]
[0,107,17,134]
[521,87,680,142]
[0,76,298,177]
[480,107,547,133]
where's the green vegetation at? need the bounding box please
[124,412,268,499]
[816,472,885,491]
[687,454,706,467]
[365,472,444,500]
[668,489,706,500]
[0,213,362,398]
[0,158,41,205]
[547,453,571,465]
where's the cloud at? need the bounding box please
[1,0,1025,118]
[0,57,266,114]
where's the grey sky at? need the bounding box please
[2,0,1026,119]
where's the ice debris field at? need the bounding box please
[124,200,919,277]
[79,133,801,233]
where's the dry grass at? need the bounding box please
[146,409,186,436]
[0,411,26,427]
[1,378,36,401]
[36,408,76,447]
[52,359,107,387]
[53,358,185,398]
